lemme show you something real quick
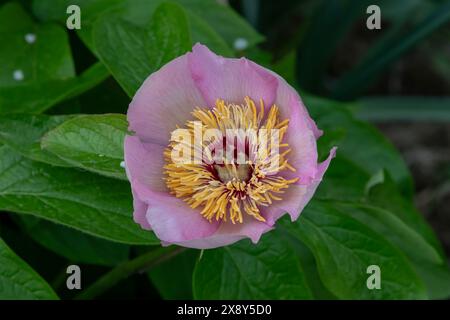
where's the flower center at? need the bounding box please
[214,164,251,183]
[164,97,298,224]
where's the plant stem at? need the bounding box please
[75,246,185,300]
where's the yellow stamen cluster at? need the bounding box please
[164,97,297,224]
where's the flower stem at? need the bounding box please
[75,246,185,300]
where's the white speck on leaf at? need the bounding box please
[120,161,126,169]
[25,33,36,44]
[13,70,24,81]
[233,37,248,51]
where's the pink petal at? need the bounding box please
[132,188,151,230]
[124,135,167,193]
[160,235,243,249]
[264,147,337,224]
[266,72,322,139]
[188,43,278,108]
[132,182,220,243]
[166,217,273,249]
[274,78,319,184]
[127,54,206,146]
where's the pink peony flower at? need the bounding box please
[124,43,336,249]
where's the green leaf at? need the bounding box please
[0,62,109,114]
[0,3,74,87]
[0,114,73,166]
[313,128,448,300]
[42,114,128,180]
[278,228,337,299]
[93,2,192,97]
[176,0,264,49]
[304,94,414,198]
[148,249,198,299]
[92,18,151,97]
[314,157,448,298]
[282,201,427,299]
[412,260,450,300]
[145,2,192,69]
[0,2,34,32]
[0,236,58,299]
[32,0,122,24]
[331,201,450,299]
[315,156,369,202]
[361,170,450,299]
[0,146,157,245]
[184,9,233,57]
[193,232,313,299]
[1,1,107,113]
[15,215,130,267]
[32,0,259,52]
[120,0,233,57]
[364,170,445,257]
[309,97,444,258]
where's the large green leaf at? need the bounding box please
[0,62,109,114]
[304,95,414,198]
[93,17,151,97]
[176,0,264,48]
[0,236,58,299]
[0,3,108,114]
[281,201,427,299]
[330,200,450,299]
[307,97,444,258]
[0,3,74,87]
[183,9,232,57]
[118,0,234,57]
[313,157,448,299]
[193,232,313,299]
[302,97,448,299]
[32,0,121,23]
[145,2,193,70]
[0,114,72,166]
[15,215,130,267]
[93,2,192,97]
[0,145,157,245]
[316,158,443,260]
[364,170,444,257]
[360,171,450,299]
[0,1,34,33]
[42,114,127,179]
[278,227,337,299]
[315,156,369,202]
[32,0,256,53]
